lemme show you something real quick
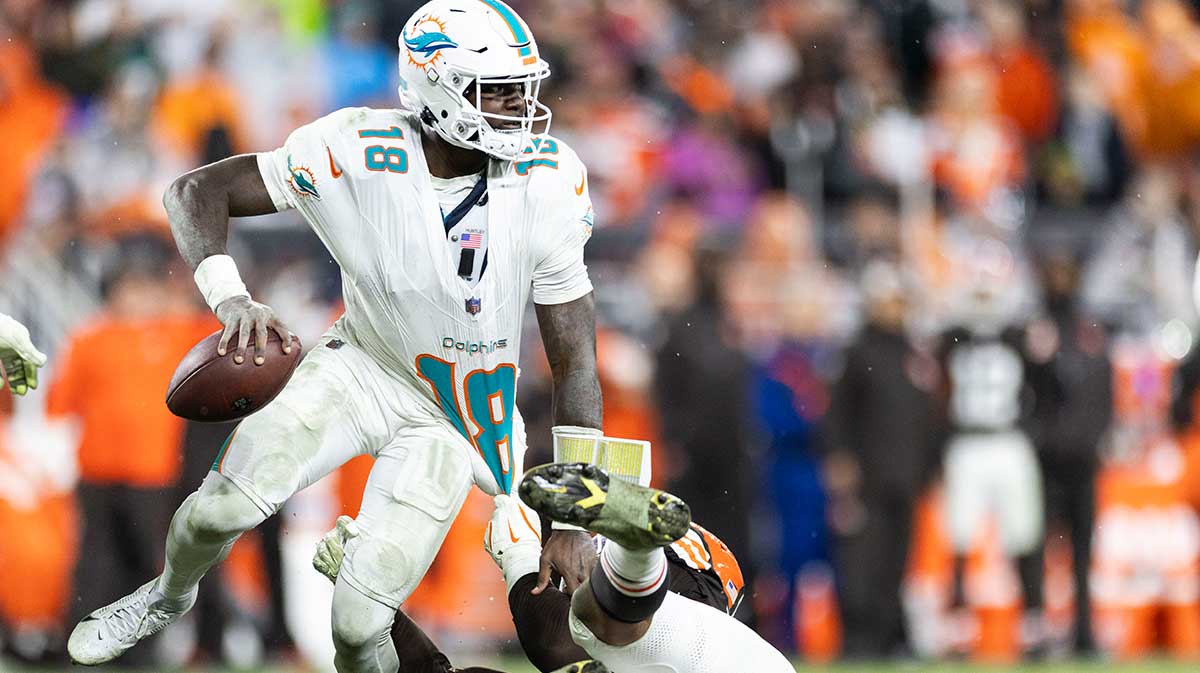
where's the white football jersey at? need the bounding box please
[256,107,593,493]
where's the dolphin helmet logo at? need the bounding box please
[404,15,456,69]
[404,30,458,55]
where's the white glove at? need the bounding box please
[0,314,47,396]
[484,495,544,595]
[312,515,360,584]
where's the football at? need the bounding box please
[166,330,302,423]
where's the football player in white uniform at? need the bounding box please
[68,2,603,671]
[0,313,47,395]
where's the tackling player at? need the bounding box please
[0,313,47,396]
[68,2,603,671]
[314,463,794,673]
[515,463,794,672]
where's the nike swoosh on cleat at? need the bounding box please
[328,146,343,178]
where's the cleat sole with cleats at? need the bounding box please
[519,462,691,551]
[551,660,609,673]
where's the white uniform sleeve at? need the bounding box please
[531,164,594,306]
[255,119,332,213]
[255,109,374,261]
[256,146,296,213]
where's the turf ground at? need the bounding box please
[7,660,1200,673]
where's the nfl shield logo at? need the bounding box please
[465,297,481,315]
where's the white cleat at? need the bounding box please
[67,577,196,666]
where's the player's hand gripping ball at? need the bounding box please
[214,296,293,366]
[166,327,301,423]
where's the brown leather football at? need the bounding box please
[166,330,302,422]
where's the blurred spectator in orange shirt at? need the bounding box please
[46,235,215,666]
[1138,0,1200,157]
[153,36,248,168]
[928,58,1025,219]
[0,390,79,664]
[1068,0,1200,159]
[0,40,68,248]
[979,1,1059,144]
[1067,0,1151,153]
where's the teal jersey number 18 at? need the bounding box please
[416,355,517,492]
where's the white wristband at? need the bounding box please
[194,254,250,313]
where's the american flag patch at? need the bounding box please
[461,233,481,249]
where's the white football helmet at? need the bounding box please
[398,0,552,161]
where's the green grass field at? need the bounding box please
[7,660,1200,673]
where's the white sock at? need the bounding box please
[158,474,267,603]
[600,541,667,596]
[158,493,239,603]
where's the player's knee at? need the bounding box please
[185,484,267,544]
[331,613,380,653]
[331,583,395,653]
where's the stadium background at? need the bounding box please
[6,0,1200,670]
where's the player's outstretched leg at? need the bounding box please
[67,472,267,665]
[520,463,689,626]
[519,462,690,551]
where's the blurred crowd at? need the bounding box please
[8,0,1200,668]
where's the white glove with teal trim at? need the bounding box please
[0,314,46,396]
